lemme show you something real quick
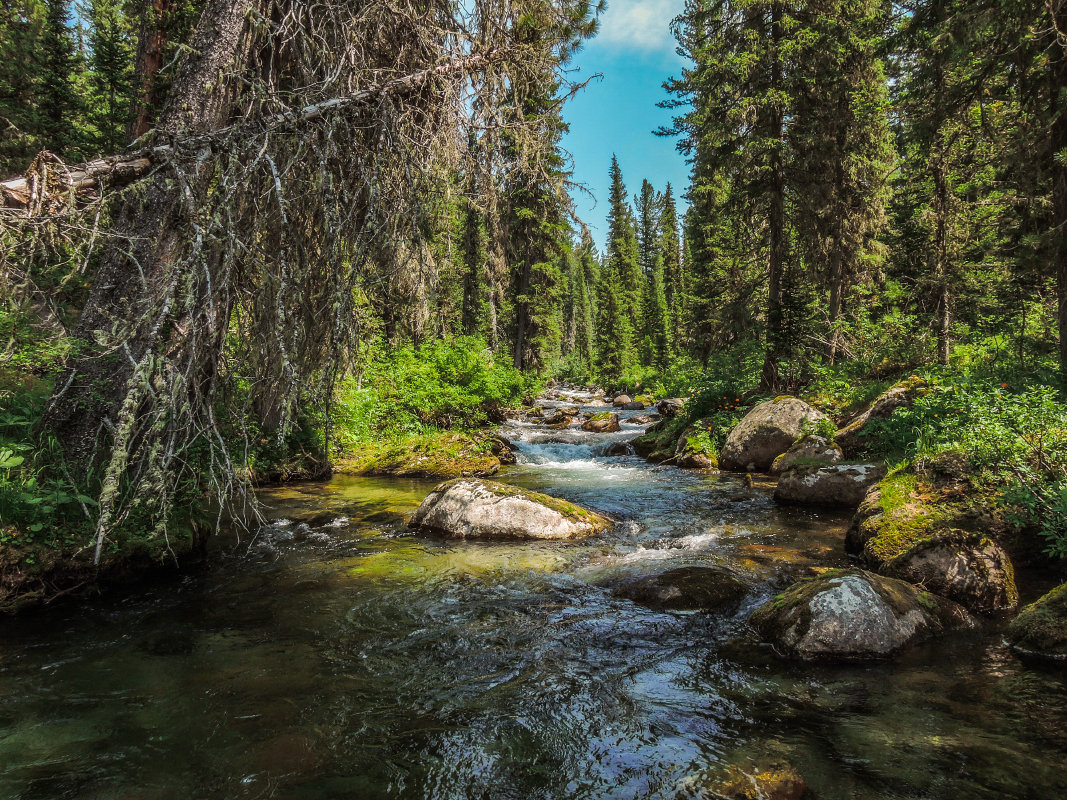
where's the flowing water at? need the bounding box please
[1,391,1065,799]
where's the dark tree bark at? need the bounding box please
[40,0,257,473]
[127,0,171,142]
[761,1,786,392]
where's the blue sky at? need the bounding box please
[561,0,690,252]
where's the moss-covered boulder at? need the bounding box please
[336,431,505,480]
[409,479,612,540]
[606,566,747,611]
[581,412,621,433]
[673,419,719,469]
[835,376,929,456]
[632,416,686,459]
[750,568,972,661]
[770,435,842,475]
[774,463,885,508]
[719,397,828,472]
[846,469,1018,612]
[1006,583,1067,662]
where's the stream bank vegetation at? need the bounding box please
[2,0,1067,614]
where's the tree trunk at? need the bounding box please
[761,1,786,392]
[40,0,256,472]
[128,0,170,142]
[1051,5,1067,377]
[513,256,531,370]
[932,159,951,366]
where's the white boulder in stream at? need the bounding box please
[774,463,886,508]
[750,568,972,661]
[409,478,612,540]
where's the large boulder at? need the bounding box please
[581,412,621,433]
[607,566,747,611]
[769,435,842,475]
[774,463,886,508]
[719,397,828,472]
[1006,582,1067,662]
[835,377,929,456]
[409,479,612,540]
[846,469,1018,613]
[612,394,633,407]
[750,568,972,661]
[657,397,685,418]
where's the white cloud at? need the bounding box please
[596,0,685,52]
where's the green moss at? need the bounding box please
[862,470,944,564]
[1007,582,1067,659]
[588,411,612,421]
[336,431,501,480]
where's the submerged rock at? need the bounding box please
[623,400,646,410]
[719,397,828,472]
[1007,582,1067,662]
[409,479,612,540]
[774,463,885,508]
[582,412,621,433]
[846,470,1018,612]
[749,568,972,661]
[656,397,686,418]
[607,566,747,611]
[835,376,929,456]
[605,441,633,457]
[682,759,808,800]
[769,434,842,475]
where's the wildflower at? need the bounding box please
[1001,383,1008,388]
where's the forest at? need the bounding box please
[2,1,1067,797]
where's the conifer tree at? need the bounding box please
[39,0,81,157]
[604,154,643,353]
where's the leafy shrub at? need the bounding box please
[333,337,540,446]
[865,381,1067,557]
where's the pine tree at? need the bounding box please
[658,183,684,351]
[39,0,81,157]
[83,0,136,152]
[0,1,47,174]
[603,154,643,367]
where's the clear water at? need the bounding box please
[0,393,1064,799]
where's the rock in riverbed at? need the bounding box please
[607,566,747,611]
[769,434,842,475]
[750,568,972,661]
[409,478,612,540]
[774,463,885,508]
[582,412,621,433]
[719,397,828,472]
[1006,582,1067,662]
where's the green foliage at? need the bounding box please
[863,381,1067,556]
[333,337,539,447]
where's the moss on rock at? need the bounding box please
[334,431,505,480]
[1007,582,1067,661]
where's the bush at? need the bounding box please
[865,381,1067,557]
[333,337,540,447]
